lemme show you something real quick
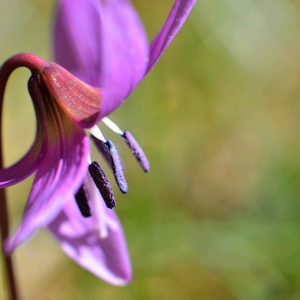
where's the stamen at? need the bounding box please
[102,117,123,134]
[88,161,116,209]
[100,118,149,172]
[90,135,111,167]
[122,130,150,173]
[105,140,128,194]
[87,125,106,142]
[75,184,92,217]
[87,153,92,164]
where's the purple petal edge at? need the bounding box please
[146,0,196,74]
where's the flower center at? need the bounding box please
[76,117,149,215]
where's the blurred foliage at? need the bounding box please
[1,0,300,299]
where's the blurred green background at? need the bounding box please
[1,0,300,299]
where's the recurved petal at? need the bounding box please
[98,0,149,119]
[42,63,103,128]
[48,173,132,285]
[54,0,105,87]
[146,0,196,73]
[0,78,47,188]
[4,80,89,254]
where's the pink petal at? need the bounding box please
[146,0,196,73]
[54,0,149,119]
[0,77,48,188]
[48,173,132,285]
[4,79,90,254]
[98,0,149,119]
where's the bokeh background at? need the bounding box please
[1,0,300,299]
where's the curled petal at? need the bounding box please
[0,77,47,188]
[146,0,196,73]
[4,79,90,254]
[48,173,132,285]
[42,63,103,128]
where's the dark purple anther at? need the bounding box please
[91,134,126,171]
[104,140,128,194]
[88,161,116,209]
[75,184,92,218]
[121,130,150,173]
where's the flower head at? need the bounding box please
[0,0,196,286]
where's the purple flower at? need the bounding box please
[0,0,195,286]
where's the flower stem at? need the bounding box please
[0,189,20,300]
[0,53,28,300]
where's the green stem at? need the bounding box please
[0,189,20,300]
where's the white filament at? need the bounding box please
[102,117,123,135]
[87,125,106,142]
[87,153,92,164]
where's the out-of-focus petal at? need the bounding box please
[54,0,149,119]
[48,173,132,285]
[98,0,149,119]
[4,79,89,254]
[146,0,196,73]
[0,78,48,188]
[54,0,105,87]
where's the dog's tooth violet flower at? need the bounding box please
[0,0,196,291]
[0,53,131,284]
